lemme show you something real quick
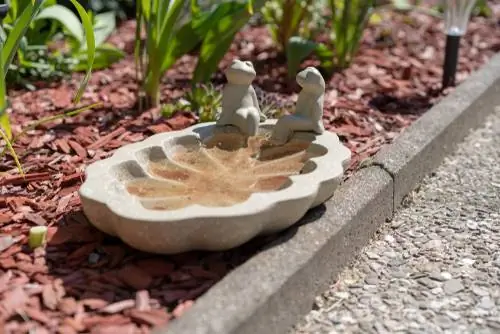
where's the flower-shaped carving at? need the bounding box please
[125,134,325,211]
[79,120,351,254]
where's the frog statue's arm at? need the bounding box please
[250,86,267,122]
[311,93,325,133]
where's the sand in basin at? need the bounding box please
[126,133,319,211]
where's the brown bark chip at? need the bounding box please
[135,290,151,311]
[129,309,170,326]
[118,265,153,290]
[90,323,138,334]
[172,300,194,318]
[81,299,109,311]
[24,306,52,325]
[99,300,135,314]
[135,258,175,277]
[58,297,79,316]
[42,286,59,310]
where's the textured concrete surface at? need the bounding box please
[372,53,500,209]
[158,167,393,334]
[294,106,500,334]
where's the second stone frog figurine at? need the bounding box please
[271,67,325,145]
[215,59,267,137]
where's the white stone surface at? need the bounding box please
[79,120,351,254]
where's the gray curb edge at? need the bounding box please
[155,53,500,334]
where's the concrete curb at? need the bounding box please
[155,53,500,334]
[370,53,500,210]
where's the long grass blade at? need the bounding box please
[0,37,10,140]
[0,126,23,176]
[0,103,101,160]
[66,0,96,104]
[1,2,42,77]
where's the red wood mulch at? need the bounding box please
[1,6,500,333]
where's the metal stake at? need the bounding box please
[442,34,461,89]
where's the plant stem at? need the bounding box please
[144,71,161,108]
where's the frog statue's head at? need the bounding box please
[224,59,257,85]
[296,67,325,96]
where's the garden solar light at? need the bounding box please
[442,0,477,89]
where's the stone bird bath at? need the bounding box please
[79,60,351,254]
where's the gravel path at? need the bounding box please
[293,106,500,334]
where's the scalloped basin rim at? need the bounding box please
[79,120,352,254]
[80,120,350,222]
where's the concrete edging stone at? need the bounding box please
[155,53,500,334]
[370,52,500,210]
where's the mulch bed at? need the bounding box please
[1,5,499,333]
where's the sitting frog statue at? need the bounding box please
[216,59,266,137]
[271,67,325,145]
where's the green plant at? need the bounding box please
[261,0,327,52]
[70,10,125,71]
[135,0,266,109]
[162,83,222,123]
[287,0,376,76]
[0,0,97,175]
[260,101,286,119]
[430,0,492,17]
[472,0,492,17]
[2,1,123,87]
[5,45,77,87]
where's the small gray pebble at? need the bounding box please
[472,286,490,297]
[428,271,449,282]
[88,252,100,265]
[443,279,465,295]
[417,277,438,289]
[364,275,379,285]
[478,296,496,310]
[365,251,379,260]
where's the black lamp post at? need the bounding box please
[442,0,476,89]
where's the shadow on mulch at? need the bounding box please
[41,204,324,327]
[369,92,438,116]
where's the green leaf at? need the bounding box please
[0,126,23,176]
[65,0,96,103]
[191,0,202,17]
[2,2,43,77]
[315,42,334,72]
[160,19,202,72]
[160,9,214,72]
[192,2,251,83]
[369,12,382,25]
[0,37,9,140]
[0,34,20,174]
[391,0,412,11]
[156,0,187,61]
[0,112,10,141]
[73,44,124,71]
[286,36,317,78]
[34,4,84,43]
[92,11,117,48]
